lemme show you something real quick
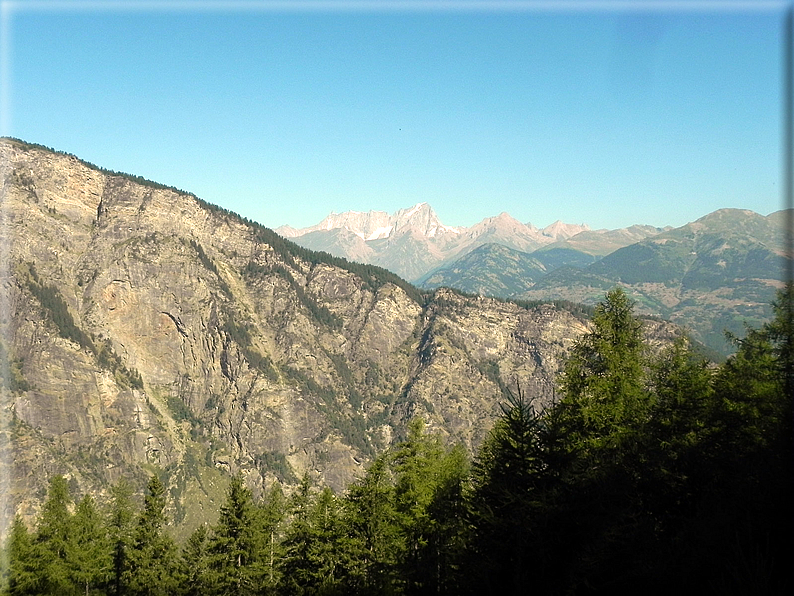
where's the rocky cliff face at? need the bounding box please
[0,139,675,539]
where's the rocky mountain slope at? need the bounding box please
[1,139,689,540]
[415,209,788,356]
[519,208,791,355]
[271,195,787,355]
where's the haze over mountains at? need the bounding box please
[9,139,672,536]
[0,138,788,542]
[281,203,790,356]
[276,203,608,282]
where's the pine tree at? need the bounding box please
[3,516,40,596]
[280,476,355,595]
[309,486,357,593]
[423,443,469,596]
[178,525,211,596]
[127,475,177,596]
[344,454,400,594]
[278,474,316,595]
[207,474,263,596]
[466,389,547,595]
[767,280,794,400]
[66,495,111,596]
[713,296,790,457]
[555,286,649,460]
[645,337,715,515]
[257,482,286,594]
[107,479,136,596]
[686,283,794,593]
[392,419,443,539]
[535,288,655,592]
[34,475,74,595]
[391,418,468,595]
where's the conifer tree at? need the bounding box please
[423,443,469,596]
[392,418,466,594]
[34,475,74,595]
[3,515,39,596]
[309,486,356,592]
[257,482,286,593]
[280,476,355,595]
[66,494,111,596]
[467,389,547,595]
[207,474,263,596]
[344,454,400,594]
[392,418,443,541]
[685,283,794,593]
[279,474,316,595]
[127,475,176,596]
[713,296,790,456]
[555,286,649,460]
[645,337,715,516]
[178,525,210,596]
[107,479,136,596]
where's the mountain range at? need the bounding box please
[276,204,617,282]
[3,139,693,540]
[0,138,786,542]
[281,204,790,356]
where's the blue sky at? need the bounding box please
[1,0,787,231]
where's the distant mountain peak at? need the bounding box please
[485,212,526,225]
[279,203,605,281]
[399,202,429,217]
[541,220,590,240]
[280,202,461,243]
[391,202,459,238]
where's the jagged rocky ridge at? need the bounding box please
[0,139,682,539]
[277,202,672,284]
[277,205,604,282]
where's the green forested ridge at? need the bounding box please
[418,206,789,357]
[536,211,790,356]
[2,286,791,595]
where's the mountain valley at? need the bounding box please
[0,138,786,543]
[1,139,677,539]
[285,202,789,356]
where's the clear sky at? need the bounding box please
[1,0,787,231]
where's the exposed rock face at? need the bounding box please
[279,204,657,282]
[0,139,674,539]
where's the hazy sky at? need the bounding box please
[1,0,787,230]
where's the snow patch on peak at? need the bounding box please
[366,226,394,241]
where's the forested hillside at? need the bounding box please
[3,286,790,595]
